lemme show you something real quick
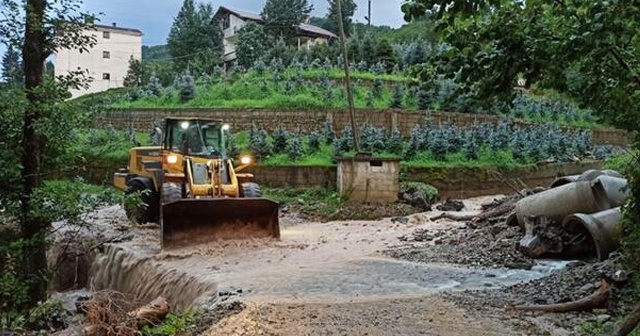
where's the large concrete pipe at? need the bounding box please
[549,175,580,188]
[515,181,605,228]
[562,207,623,261]
[549,169,624,189]
[591,175,629,209]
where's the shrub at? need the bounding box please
[389,84,404,108]
[372,79,384,98]
[146,74,163,97]
[286,134,304,160]
[308,131,321,153]
[386,126,403,155]
[272,126,289,154]
[178,72,196,102]
[249,126,273,159]
[400,182,439,204]
[323,117,335,145]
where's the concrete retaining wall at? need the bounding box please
[82,158,605,200]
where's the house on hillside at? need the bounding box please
[214,6,337,66]
[55,23,143,98]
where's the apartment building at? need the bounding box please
[55,23,143,98]
[214,6,337,64]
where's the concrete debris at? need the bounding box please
[515,169,628,260]
[436,198,465,212]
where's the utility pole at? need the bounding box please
[367,0,371,26]
[336,0,360,153]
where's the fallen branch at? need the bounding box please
[128,296,171,328]
[83,291,170,336]
[512,281,611,313]
[614,302,640,336]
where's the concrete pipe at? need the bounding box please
[576,169,607,182]
[515,181,606,229]
[562,207,623,261]
[591,176,629,210]
[549,175,580,188]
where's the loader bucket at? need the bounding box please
[161,198,280,249]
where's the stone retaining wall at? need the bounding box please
[86,160,605,199]
[95,108,629,147]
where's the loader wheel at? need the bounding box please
[162,183,182,204]
[240,182,262,198]
[124,180,159,224]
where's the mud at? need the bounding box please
[61,194,625,335]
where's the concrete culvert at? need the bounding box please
[562,207,623,261]
[591,176,629,210]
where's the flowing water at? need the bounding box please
[84,210,570,309]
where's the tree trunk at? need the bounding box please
[20,0,48,308]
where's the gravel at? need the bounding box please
[383,192,635,335]
[386,219,534,269]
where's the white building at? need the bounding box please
[213,6,337,65]
[55,23,143,98]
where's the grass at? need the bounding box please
[603,150,638,174]
[96,67,609,130]
[263,187,344,219]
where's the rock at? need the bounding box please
[391,217,409,224]
[578,283,595,294]
[436,198,465,212]
[595,314,611,323]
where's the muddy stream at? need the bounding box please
[67,196,578,335]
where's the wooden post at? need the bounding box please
[336,0,360,153]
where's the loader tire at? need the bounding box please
[240,182,262,198]
[124,180,159,224]
[162,183,182,204]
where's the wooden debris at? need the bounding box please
[83,291,171,336]
[128,296,171,328]
[614,302,640,336]
[512,281,611,313]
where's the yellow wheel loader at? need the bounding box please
[113,118,280,249]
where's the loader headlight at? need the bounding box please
[180,121,190,130]
[166,155,179,164]
[222,124,230,131]
[240,156,252,165]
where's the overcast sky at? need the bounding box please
[79,0,406,46]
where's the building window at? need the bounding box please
[103,31,110,39]
[102,73,111,80]
[103,51,110,59]
[222,15,230,29]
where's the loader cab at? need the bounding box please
[164,118,227,158]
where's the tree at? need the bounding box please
[262,0,313,42]
[1,45,23,86]
[123,55,145,87]
[402,0,640,301]
[402,0,640,132]
[1,0,96,314]
[167,0,223,74]
[236,22,270,69]
[325,0,357,36]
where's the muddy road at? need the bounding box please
[81,195,611,335]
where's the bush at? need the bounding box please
[141,310,198,336]
[399,182,439,203]
[286,134,304,160]
[323,117,335,145]
[178,72,196,102]
[308,131,321,153]
[249,125,273,159]
[272,126,289,154]
[386,126,403,155]
[390,83,404,108]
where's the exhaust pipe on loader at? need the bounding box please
[161,198,280,249]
